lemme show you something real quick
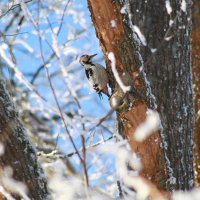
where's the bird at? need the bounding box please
[79,53,110,99]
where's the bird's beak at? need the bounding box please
[89,53,97,59]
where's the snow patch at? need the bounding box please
[165,0,172,15]
[172,189,200,200]
[151,48,157,53]
[108,52,131,93]
[49,160,82,200]
[14,39,34,53]
[52,34,61,59]
[133,25,147,46]
[165,36,173,41]
[120,5,127,14]
[169,19,174,26]
[110,20,116,28]
[134,109,161,142]
[0,167,28,200]
[181,0,187,12]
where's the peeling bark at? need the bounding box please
[0,77,50,199]
[88,0,167,189]
[88,0,194,191]
[121,101,166,187]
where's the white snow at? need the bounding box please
[0,167,29,200]
[169,19,174,26]
[117,147,150,199]
[48,160,81,200]
[0,44,33,90]
[165,36,173,41]
[120,5,127,14]
[172,189,200,200]
[181,0,187,12]
[0,186,15,200]
[108,52,131,93]
[100,141,152,199]
[52,34,61,59]
[150,48,157,53]
[133,25,147,46]
[14,39,34,53]
[0,142,4,156]
[110,20,116,28]
[165,0,172,15]
[134,109,161,142]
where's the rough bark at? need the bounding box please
[0,77,50,199]
[192,0,200,187]
[127,0,194,190]
[88,0,194,191]
[88,0,167,189]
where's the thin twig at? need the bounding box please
[41,1,86,131]
[30,53,56,84]
[30,26,91,84]
[81,135,89,187]
[45,62,83,161]
[37,135,113,158]
[117,180,123,198]
[57,0,71,36]
[3,12,19,32]
[90,93,128,131]
[90,109,115,131]
[0,0,32,19]
[38,29,83,162]
[1,32,28,37]
[9,0,32,11]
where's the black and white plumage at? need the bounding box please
[79,54,110,99]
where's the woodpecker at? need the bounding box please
[79,54,110,99]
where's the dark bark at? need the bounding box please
[124,0,194,190]
[192,0,200,186]
[0,77,50,199]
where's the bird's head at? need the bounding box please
[79,53,97,65]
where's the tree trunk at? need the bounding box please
[126,0,194,190]
[88,0,194,191]
[0,77,50,199]
[88,0,167,189]
[192,0,200,187]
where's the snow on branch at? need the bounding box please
[165,0,172,15]
[134,109,161,142]
[0,44,33,91]
[125,1,147,46]
[108,52,131,93]
[132,25,147,46]
[181,0,186,12]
